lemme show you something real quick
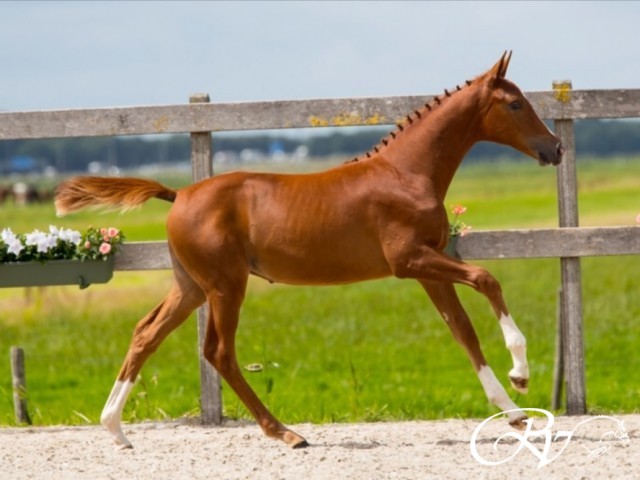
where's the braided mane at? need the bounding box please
[345,78,475,164]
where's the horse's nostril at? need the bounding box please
[557,143,565,157]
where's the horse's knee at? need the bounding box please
[471,268,501,296]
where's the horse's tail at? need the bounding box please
[55,176,177,216]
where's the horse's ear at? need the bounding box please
[488,51,512,81]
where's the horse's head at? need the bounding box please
[477,51,564,166]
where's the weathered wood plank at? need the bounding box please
[10,346,31,425]
[2,89,639,140]
[113,227,639,271]
[189,93,223,427]
[551,288,564,410]
[559,257,587,414]
[0,97,425,139]
[558,89,640,120]
[555,124,579,225]
[0,105,201,139]
[454,226,639,260]
[552,86,587,415]
[113,241,171,270]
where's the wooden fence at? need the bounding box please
[1,84,639,422]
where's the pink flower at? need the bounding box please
[108,227,119,238]
[99,242,112,255]
[100,228,107,236]
[449,203,472,237]
[84,241,91,249]
[636,214,640,224]
[103,235,110,242]
[451,204,467,216]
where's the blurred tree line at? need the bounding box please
[1,119,639,174]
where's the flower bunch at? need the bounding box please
[0,226,124,263]
[449,204,472,237]
[77,227,124,261]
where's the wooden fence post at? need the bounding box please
[10,346,31,425]
[553,80,587,415]
[190,93,223,425]
[551,288,564,410]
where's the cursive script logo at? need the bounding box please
[470,408,629,468]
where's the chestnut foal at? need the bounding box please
[56,52,563,449]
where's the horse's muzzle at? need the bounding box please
[537,142,564,166]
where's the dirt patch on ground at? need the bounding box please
[1,415,638,479]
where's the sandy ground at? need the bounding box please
[1,414,638,480]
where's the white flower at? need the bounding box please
[7,238,24,256]
[1,228,24,256]
[58,227,82,245]
[25,230,56,254]
[24,229,44,246]
[1,228,16,243]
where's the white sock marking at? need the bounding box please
[499,314,529,383]
[101,380,135,449]
[477,366,523,421]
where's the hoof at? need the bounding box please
[509,415,528,430]
[509,375,529,394]
[292,439,310,449]
[282,429,308,449]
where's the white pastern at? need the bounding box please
[101,380,135,449]
[477,366,522,421]
[499,314,529,387]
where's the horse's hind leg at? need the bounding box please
[419,280,527,427]
[201,275,308,448]
[101,269,205,449]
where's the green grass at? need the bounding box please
[448,156,640,229]
[0,157,639,426]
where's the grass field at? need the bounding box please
[1,157,639,426]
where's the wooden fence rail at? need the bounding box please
[2,85,639,422]
[113,226,640,271]
[2,89,640,140]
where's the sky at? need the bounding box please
[1,1,639,112]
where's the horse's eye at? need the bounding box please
[509,101,522,111]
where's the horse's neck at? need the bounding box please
[382,86,482,201]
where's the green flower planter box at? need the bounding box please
[444,235,461,259]
[0,257,114,289]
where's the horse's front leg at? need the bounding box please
[386,244,529,398]
[498,312,529,394]
[456,262,530,395]
[419,280,527,427]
